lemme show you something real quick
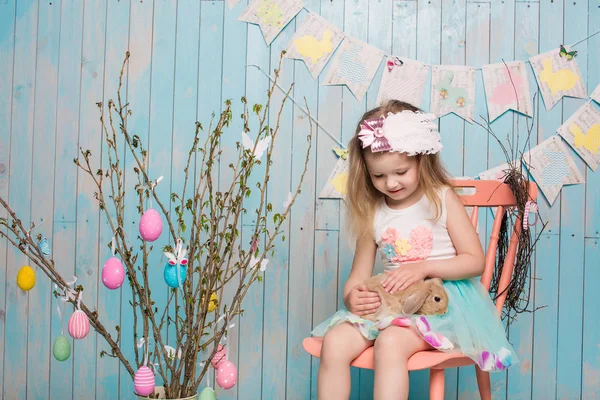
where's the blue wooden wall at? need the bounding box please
[0,0,599,399]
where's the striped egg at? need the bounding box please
[134,365,155,396]
[68,309,90,339]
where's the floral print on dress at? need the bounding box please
[380,226,433,263]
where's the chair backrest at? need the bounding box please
[451,179,538,315]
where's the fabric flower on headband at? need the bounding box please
[358,110,443,156]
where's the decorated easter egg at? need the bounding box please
[52,335,71,361]
[198,386,217,400]
[102,256,125,290]
[17,265,36,291]
[207,293,218,312]
[134,365,155,396]
[68,309,90,339]
[163,262,187,288]
[211,344,226,368]
[139,208,163,242]
[216,360,237,390]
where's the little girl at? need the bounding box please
[312,100,517,399]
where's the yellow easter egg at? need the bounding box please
[17,265,36,291]
[208,293,218,312]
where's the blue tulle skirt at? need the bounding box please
[311,278,517,372]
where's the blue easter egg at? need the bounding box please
[163,262,187,288]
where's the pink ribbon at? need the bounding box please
[358,117,391,152]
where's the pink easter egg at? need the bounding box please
[68,309,90,339]
[211,345,227,368]
[102,256,125,290]
[216,360,237,390]
[139,208,163,242]
[134,365,155,396]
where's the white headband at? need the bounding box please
[358,110,443,156]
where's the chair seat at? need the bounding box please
[303,337,476,371]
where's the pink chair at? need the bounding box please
[302,179,539,400]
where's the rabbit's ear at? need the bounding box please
[402,291,428,314]
[428,278,443,286]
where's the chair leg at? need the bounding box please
[429,369,445,400]
[475,366,492,400]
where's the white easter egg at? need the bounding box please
[139,208,163,242]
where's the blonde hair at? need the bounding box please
[346,100,452,240]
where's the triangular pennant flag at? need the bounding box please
[524,135,584,205]
[238,0,304,46]
[319,157,348,199]
[477,162,517,182]
[375,57,428,107]
[591,83,600,104]
[529,46,587,111]
[322,37,384,101]
[481,61,533,122]
[557,102,600,171]
[284,12,344,79]
[430,65,476,122]
[227,0,241,9]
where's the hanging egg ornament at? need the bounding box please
[207,293,218,312]
[134,365,155,396]
[52,335,71,361]
[198,386,217,400]
[139,208,163,242]
[101,256,125,290]
[17,265,36,291]
[163,262,187,288]
[68,309,90,339]
[216,360,237,390]
[211,344,227,368]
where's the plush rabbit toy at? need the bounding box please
[362,275,449,322]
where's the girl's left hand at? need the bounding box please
[381,262,427,294]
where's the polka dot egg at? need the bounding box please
[68,309,90,339]
[216,360,237,390]
[101,256,125,290]
[139,208,163,242]
[134,365,155,396]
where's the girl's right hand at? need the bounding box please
[346,284,381,316]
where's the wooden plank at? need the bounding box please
[391,0,418,71]
[94,1,129,398]
[583,2,600,397]
[216,1,248,397]
[530,1,563,398]
[285,0,320,397]
[236,2,270,398]
[141,0,177,394]
[310,230,339,399]
[3,0,38,397]
[26,1,62,398]
[119,1,154,398]
[72,0,108,397]
[313,0,344,232]
[506,2,540,399]
[457,3,490,398]
[49,1,84,397]
[0,0,16,394]
[582,238,600,399]
[555,1,588,397]
[260,6,295,400]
